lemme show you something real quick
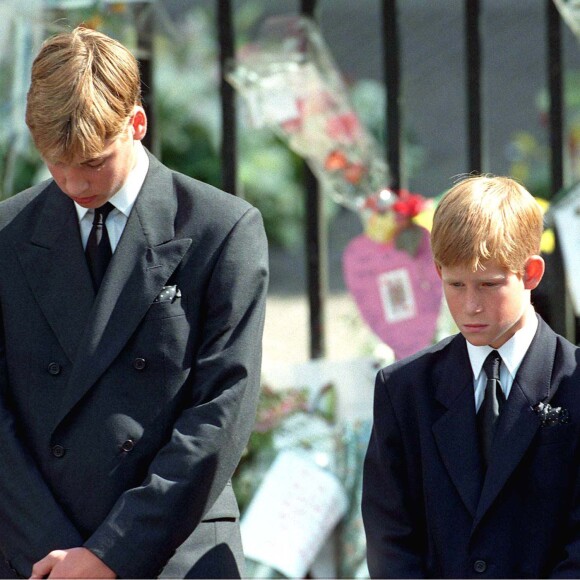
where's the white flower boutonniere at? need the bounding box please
[532,402,570,427]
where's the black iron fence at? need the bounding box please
[140,0,573,354]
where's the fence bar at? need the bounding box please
[218,0,238,196]
[382,0,402,190]
[301,0,326,359]
[135,1,157,156]
[547,0,564,195]
[544,0,574,341]
[465,0,482,173]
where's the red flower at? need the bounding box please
[344,162,366,184]
[324,149,349,171]
[392,190,425,218]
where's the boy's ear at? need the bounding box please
[523,255,545,290]
[130,105,147,141]
[435,263,442,280]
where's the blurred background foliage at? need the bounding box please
[506,70,580,199]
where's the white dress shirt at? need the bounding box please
[467,308,538,411]
[75,141,149,251]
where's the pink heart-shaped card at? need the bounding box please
[343,226,443,360]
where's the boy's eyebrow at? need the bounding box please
[81,155,106,166]
[476,271,507,280]
[440,271,507,282]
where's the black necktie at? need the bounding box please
[477,350,506,468]
[85,202,114,291]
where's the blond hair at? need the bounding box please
[26,26,141,163]
[431,176,544,274]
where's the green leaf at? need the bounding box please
[395,223,423,257]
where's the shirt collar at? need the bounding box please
[466,307,539,380]
[74,140,149,221]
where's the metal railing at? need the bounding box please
[141,0,571,353]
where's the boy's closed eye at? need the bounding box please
[445,281,501,289]
[83,158,106,169]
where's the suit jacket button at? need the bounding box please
[51,444,66,458]
[47,362,61,375]
[133,358,146,371]
[121,440,135,452]
[474,560,487,573]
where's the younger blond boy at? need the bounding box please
[362,176,580,578]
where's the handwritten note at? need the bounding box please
[241,450,348,578]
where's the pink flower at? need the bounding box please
[280,98,306,134]
[326,112,361,143]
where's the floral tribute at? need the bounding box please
[232,382,370,577]
[227,15,392,215]
[226,15,431,243]
[233,384,310,513]
[227,15,442,361]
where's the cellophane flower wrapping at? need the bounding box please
[226,14,390,214]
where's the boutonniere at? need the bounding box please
[532,402,570,427]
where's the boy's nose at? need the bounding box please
[63,171,89,196]
[465,290,483,314]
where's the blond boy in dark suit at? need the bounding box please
[363,176,580,578]
[0,26,268,579]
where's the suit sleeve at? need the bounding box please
[84,207,268,578]
[362,369,427,578]
[0,305,84,576]
[549,441,580,578]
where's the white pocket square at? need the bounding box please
[154,285,181,303]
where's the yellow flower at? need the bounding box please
[365,212,397,243]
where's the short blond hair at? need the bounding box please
[26,26,141,163]
[431,176,544,274]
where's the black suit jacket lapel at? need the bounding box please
[474,315,555,526]
[54,155,192,428]
[15,184,95,362]
[432,335,485,518]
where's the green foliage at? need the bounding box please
[0,141,42,201]
[239,131,306,247]
[152,5,315,249]
[157,100,222,188]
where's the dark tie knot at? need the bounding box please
[483,350,502,382]
[93,202,115,226]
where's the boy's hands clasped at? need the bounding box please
[30,548,116,579]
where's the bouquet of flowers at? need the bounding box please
[226,15,392,215]
[226,14,433,254]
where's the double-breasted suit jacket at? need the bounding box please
[0,152,268,578]
[363,315,580,578]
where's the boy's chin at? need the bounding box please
[463,334,510,349]
[463,334,493,347]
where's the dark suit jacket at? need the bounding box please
[0,152,268,578]
[362,315,580,578]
